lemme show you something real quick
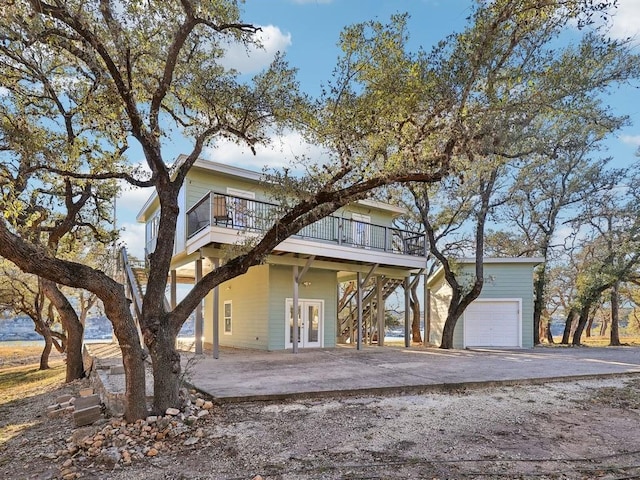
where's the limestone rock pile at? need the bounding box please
[51,389,216,479]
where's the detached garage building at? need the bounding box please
[427,258,543,349]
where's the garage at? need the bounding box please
[464,299,521,348]
[427,258,541,348]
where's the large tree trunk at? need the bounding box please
[440,308,465,349]
[147,322,181,415]
[439,276,484,350]
[545,318,555,344]
[105,297,148,421]
[572,303,592,345]
[32,314,53,370]
[561,309,576,344]
[39,327,53,370]
[40,279,84,381]
[599,316,609,336]
[410,281,422,344]
[440,288,468,349]
[610,283,621,346]
[539,317,551,344]
[586,315,594,338]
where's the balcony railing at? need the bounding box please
[186,191,426,257]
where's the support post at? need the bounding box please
[212,258,220,359]
[424,274,430,347]
[404,277,411,348]
[292,265,299,353]
[377,276,384,347]
[170,270,177,310]
[355,264,378,351]
[356,271,363,350]
[195,257,203,354]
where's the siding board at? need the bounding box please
[428,261,538,349]
[268,265,337,350]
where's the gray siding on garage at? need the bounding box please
[469,264,535,348]
[428,260,538,349]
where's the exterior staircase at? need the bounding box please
[118,248,171,334]
[338,277,404,344]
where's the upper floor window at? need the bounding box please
[151,213,160,237]
[351,213,371,248]
[227,188,255,228]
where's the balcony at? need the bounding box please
[186,191,426,257]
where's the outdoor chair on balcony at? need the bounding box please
[213,195,233,227]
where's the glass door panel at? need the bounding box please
[288,304,301,345]
[286,299,323,348]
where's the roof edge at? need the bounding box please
[426,257,545,287]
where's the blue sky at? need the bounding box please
[117,0,640,258]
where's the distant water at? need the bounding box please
[0,334,195,349]
[0,338,114,348]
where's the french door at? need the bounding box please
[285,299,323,348]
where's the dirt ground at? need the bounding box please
[2,346,640,480]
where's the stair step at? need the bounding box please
[338,277,404,337]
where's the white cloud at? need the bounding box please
[620,134,640,146]
[220,25,292,74]
[118,222,146,260]
[114,161,153,251]
[117,184,154,214]
[203,129,329,172]
[115,161,153,219]
[607,0,640,41]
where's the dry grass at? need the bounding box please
[0,344,63,367]
[580,335,640,347]
[0,347,66,448]
[0,352,65,405]
[547,334,640,347]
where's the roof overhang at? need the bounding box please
[426,257,545,288]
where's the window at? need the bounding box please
[146,212,160,254]
[223,301,232,335]
[227,188,255,229]
[351,213,371,248]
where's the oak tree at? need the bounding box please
[1,0,638,419]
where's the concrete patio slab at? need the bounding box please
[182,345,640,402]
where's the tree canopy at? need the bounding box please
[1,0,639,419]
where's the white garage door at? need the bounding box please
[464,300,521,348]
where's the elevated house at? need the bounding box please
[426,258,543,349]
[135,155,428,354]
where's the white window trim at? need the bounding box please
[223,300,232,335]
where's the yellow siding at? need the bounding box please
[203,264,270,350]
[428,275,452,346]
